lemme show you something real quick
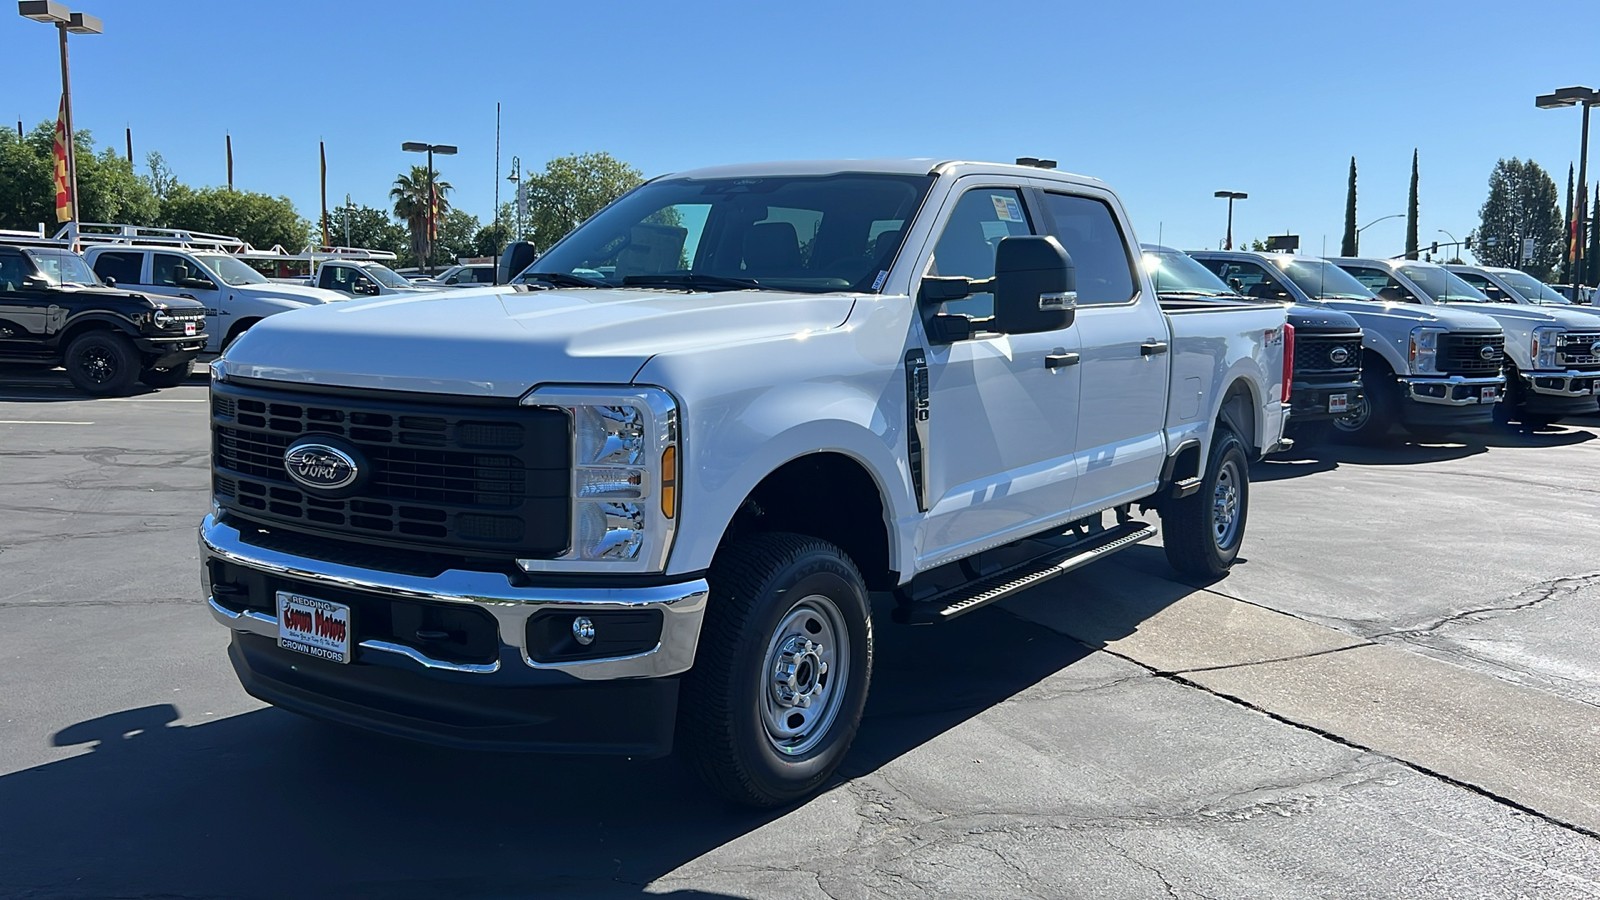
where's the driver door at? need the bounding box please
[912,182,1083,570]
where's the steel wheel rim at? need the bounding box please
[80,346,116,385]
[760,593,850,757]
[1212,459,1242,550]
[1332,401,1369,432]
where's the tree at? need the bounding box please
[1404,149,1419,260]
[320,204,408,256]
[0,122,157,231]
[1341,157,1358,256]
[1474,158,1564,279]
[432,208,480,266]
[144,151,179,204]
[390,165,452,267]
[520,152,643,251]
[160,185,310,250]
[1565,164,1576,279]
[473,221,510,258]
[0,127,53,231]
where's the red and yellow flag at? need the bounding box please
[51,94,72,223]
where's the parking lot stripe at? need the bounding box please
[0,420,94,425]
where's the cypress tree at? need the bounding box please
[1588,185,1599,286]
[1566,164,1576,278]
[1404,149,1419,260]
[1341,157,1358,256]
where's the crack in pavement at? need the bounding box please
[0,597,197,610]
[1378,572,1600,640]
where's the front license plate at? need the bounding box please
[1327,393,1348,414]
[184,322,197,336]
[276,591,352,664]
[1480,386,1499,403]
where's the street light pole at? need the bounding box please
[19,2,103,246]
[1354,213,1404,254]
[1213,190,1247,250]
[506,156,522,241]
[401,140,457,275]
[1537,86,1599,282]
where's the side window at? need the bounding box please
[0,250,29,291]
[473,267,495,283]
[152,253,202,287]
[1341,266,1392,295]
[928,187,1034,318]
[93,251,144,285]
[1458,272,1506,301]
[1039,193,1137,306]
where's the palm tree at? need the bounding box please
[390,165,452,266]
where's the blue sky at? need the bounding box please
[4,0,1597,257]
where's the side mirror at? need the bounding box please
[22,275,52,290]
[499,241,539,284]
[992,235,1076,335]
[1377,286,1410,303]
[180,277,214,290]
[354,281,379,295]
[101,275,116,288]
[917,276,972,304]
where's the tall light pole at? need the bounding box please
[401,140,457,275]
[506,155,522,241]
[18,1,103,245]
[1536,86,1599,283]
[1355,213,1403,254]
[342,194,355,248]
[1213,190,1247,250]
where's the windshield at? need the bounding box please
[194,254,269,286]
[1496,270,1570,304]
[520,172,935,293]
[1398,265,1492,303]
[360,263,412,288]
[1273,258,1375,300]
[23,248,101,286]
[1141,248,1238,297]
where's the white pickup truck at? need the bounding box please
[84,245,348,352]
[201,158,1288,806]
[1333,257,1600,425]
[310,259,432,297]
[1190,251,1506,442]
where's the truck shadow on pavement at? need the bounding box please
[0,594,1130,899]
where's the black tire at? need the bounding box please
[64,331,139,396]
[678,532,873,807]
[139,362,192,388]
[1162,428,1249,578]
[1331,368,1398,445]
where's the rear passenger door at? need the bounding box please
[1036,188,1168,513]
[0,249,48,348]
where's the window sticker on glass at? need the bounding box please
[991,194,1024,223]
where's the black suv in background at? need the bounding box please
[1141,244,1364,445]
[0,243,208,394]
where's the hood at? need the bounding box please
[235,282,349,305]
[1442,302,1600,332]
[1285,304,1361,333]
[57,285,207,311]
[1317,299,1502,332]
[217,285,858,397]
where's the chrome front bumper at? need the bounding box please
[1523,369,1600,397]
[200,515,708,681]
[1398,374,1505,406]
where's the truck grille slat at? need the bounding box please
[1437,333,1504,376]
[211,383,570,559]
[1294,333,1363,374]
[1557,332,1600,370]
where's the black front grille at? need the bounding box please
[1294,333,1363,375]
[1557,332,1600,370]
[1438,333,1505,376]
[212,381,570,560]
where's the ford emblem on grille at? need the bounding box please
[1479,344,1500,361]
[284,441,359,491]
[1590,340,1600,358]
[1329,346,1351,365]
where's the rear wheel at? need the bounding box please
[64,332,139,396]
[678,533,873,807]
[1162,427,1249,578]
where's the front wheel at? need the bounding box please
[1162,428,1249,578]
[1331,369,1398,444]
[64,331,139,396]
[678,533,873,807]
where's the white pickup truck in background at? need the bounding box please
[202,158,1288,806]
[311,259,432,297]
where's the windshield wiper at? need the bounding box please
[518,271,607,289]
[622,273,763,292]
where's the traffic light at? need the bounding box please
[1430,241,1439,254]
[1464,236,1473,250]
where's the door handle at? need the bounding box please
[1140,341,1169,356]
[1044,352,1080,369]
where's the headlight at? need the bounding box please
[1532,326,1562,370]
[1408,327,1445,374]
[151,307,173,328]
[518,385,680,573]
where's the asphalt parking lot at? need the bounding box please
[4,369,1600,899]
